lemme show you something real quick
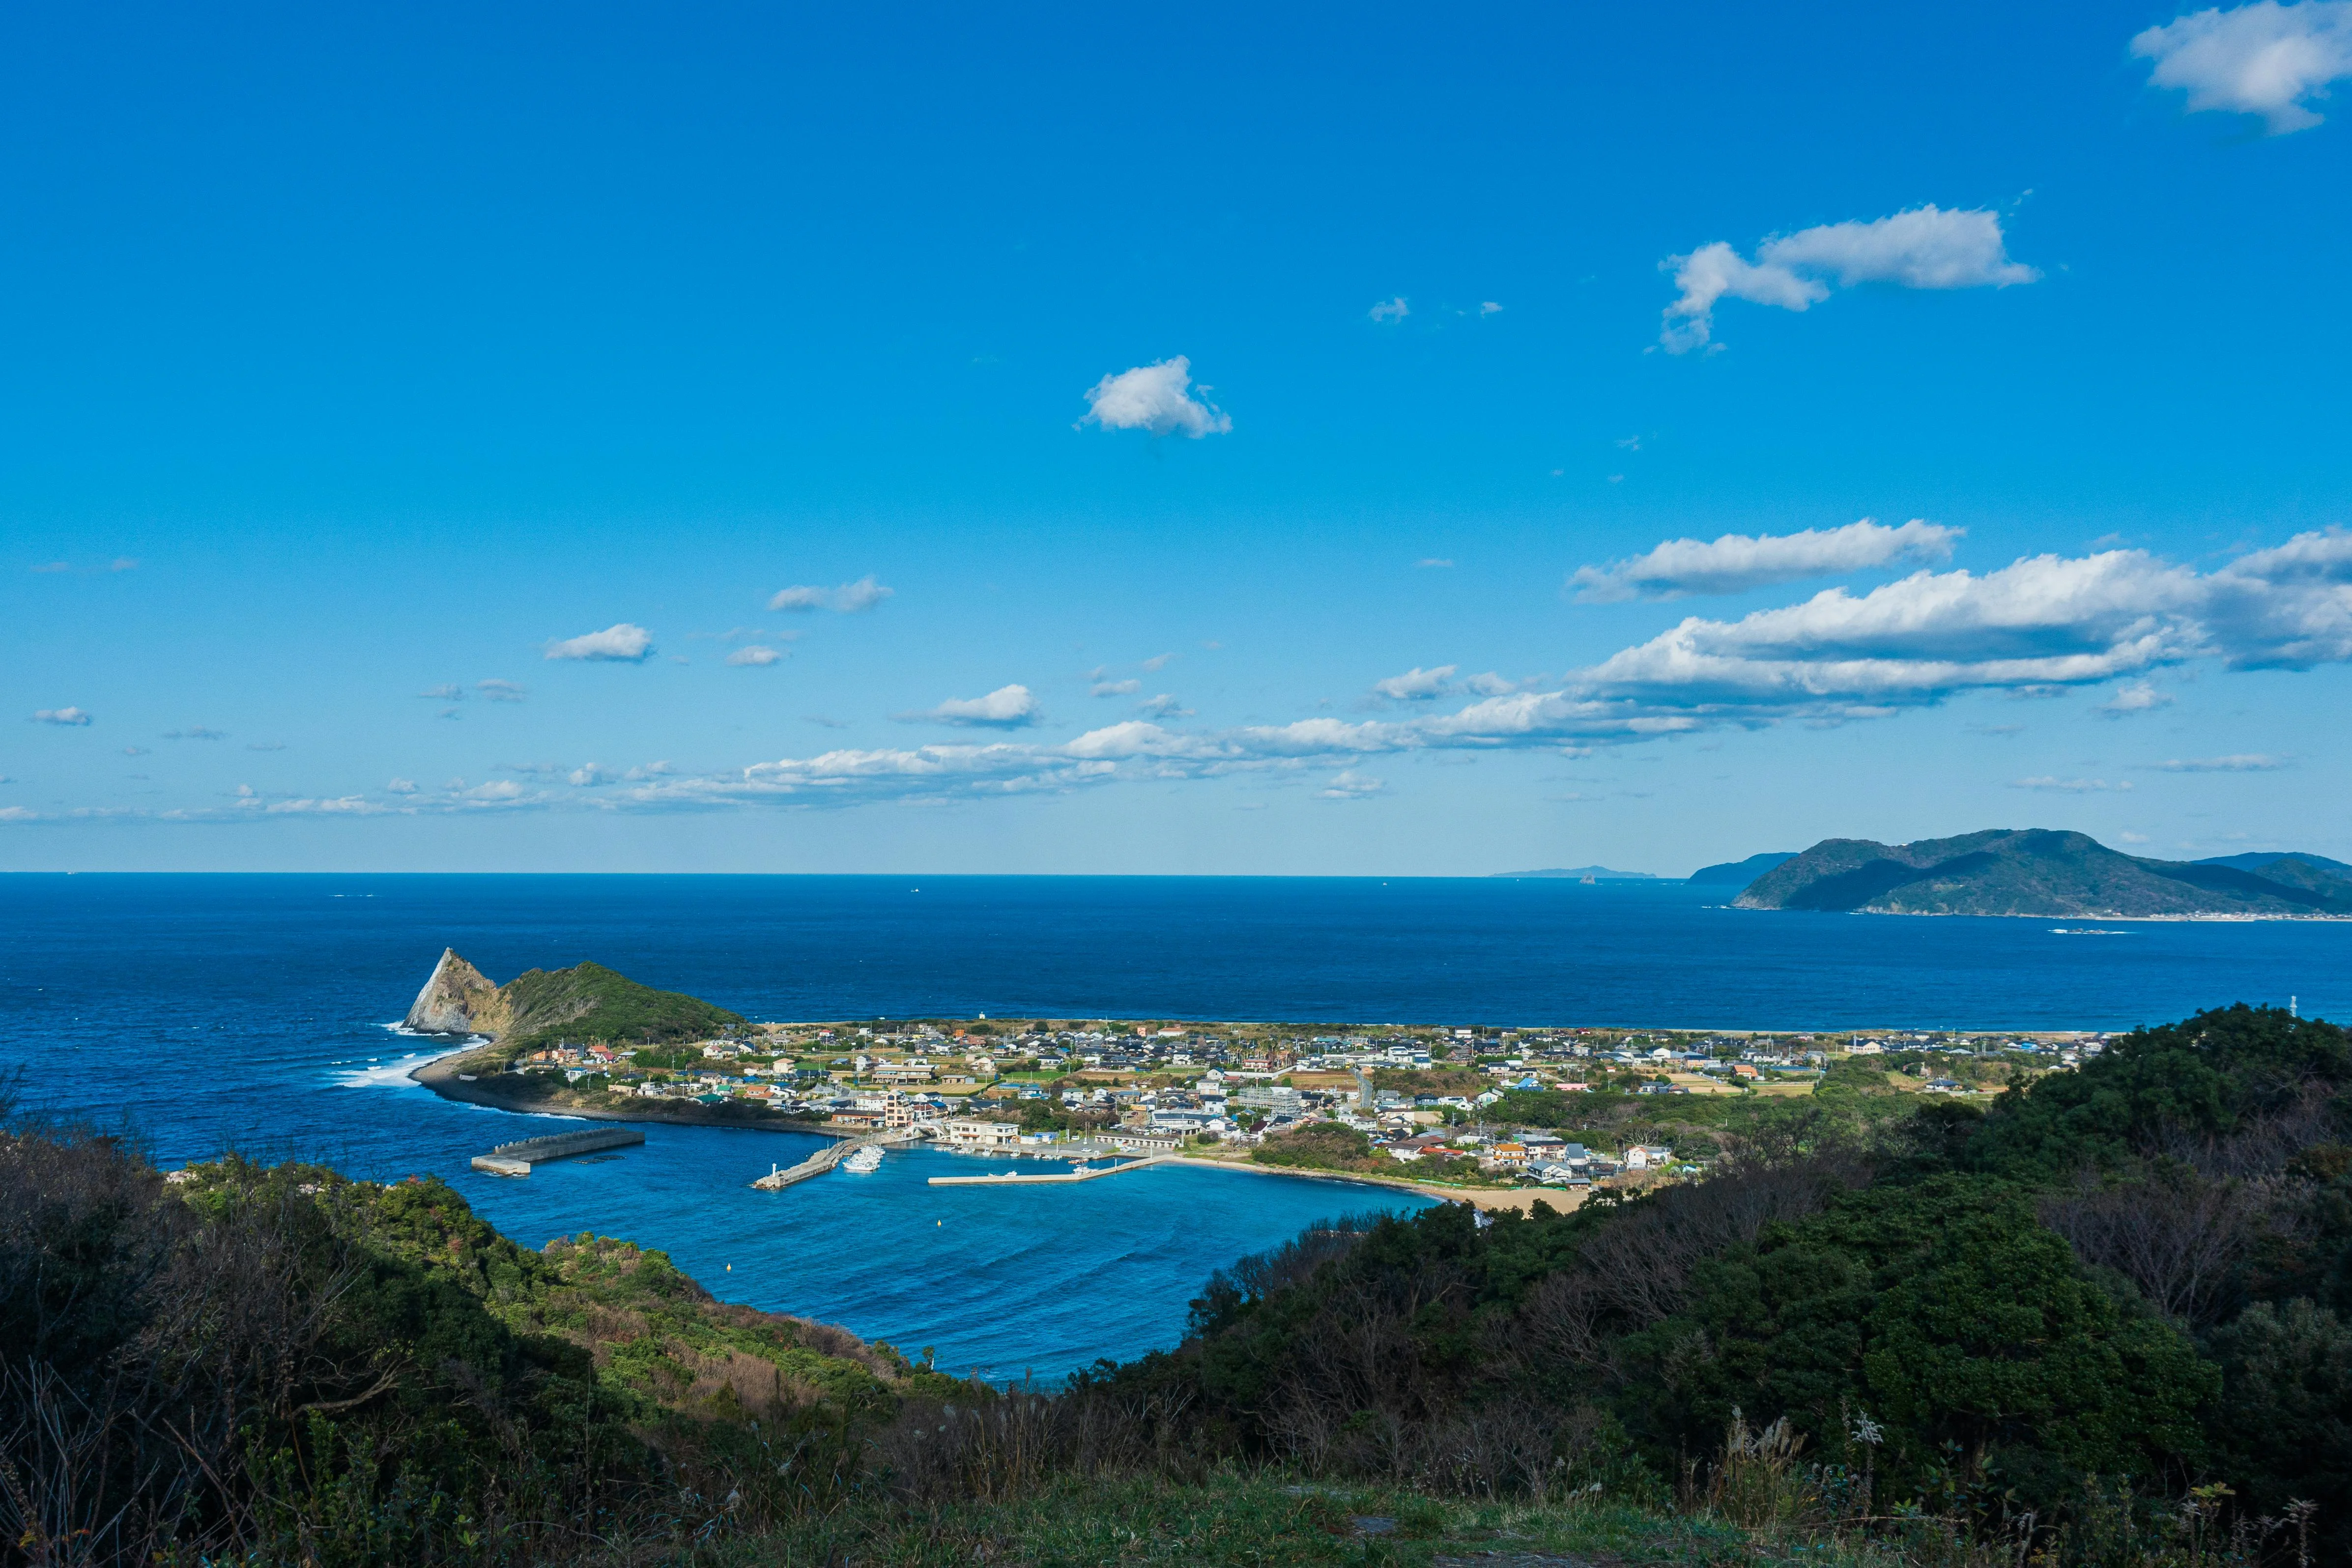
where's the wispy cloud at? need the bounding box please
[32,707,93,726]
[1661,206,2036,352]
[1318,769,1385,799]
[1078,357,1231,438]
[1368,297,1409,323]
[769,575,894,613]
[1137,693,1194,718]
[2133,1,2352,133]
[2099,681,2174,715]
[246,741,287,752]
[419,684,464,701]
[544,623,654,661]
[1571,519,1961,602]
[2142,754,2290,771]
[1090,678,1142,697]
[898,684,1044,729]
[477,679,527,702]
[1141,652,1177,672]
[2009,776,2134,793]
[727,646,787,666]
[30,562,68,574]
[1417,557,1455,569]
[1372,666,1458,702]
[163,726,228,741]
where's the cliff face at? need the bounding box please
[403,948,510,1035]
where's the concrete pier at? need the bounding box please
[470,1126,644,1177]
[926,1156,1167,1187]
[751,1128,919,1190]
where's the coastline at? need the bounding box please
[1163,1153,1583,1215]
[407,1051,1575,1211]
[407,1046,852,1139]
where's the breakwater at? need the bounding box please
[470,1126,644,1176]
[927,1156,1167,1186]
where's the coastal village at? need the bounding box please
[491,1015,2111,1197]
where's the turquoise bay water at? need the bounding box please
[5,872,2346,1376]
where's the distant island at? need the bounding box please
[1489,864,1660,880]
[1735,828,2352,918]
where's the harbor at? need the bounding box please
[751,1127,921,1189]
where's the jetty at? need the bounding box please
[752,1128,920,1190]
[470,1126,644,1177]
[927,1155,1167,1187]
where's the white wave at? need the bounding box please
[329,1027,486,1089]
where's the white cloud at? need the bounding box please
[2009,776,2134,793]
[2099,681,2174,715]
[1091,678,1141,697]
[901,684,1044,729]
[1661,206,2037,352]
[419,684,463,701]
[1368,297,1409,323]
[1318,769,1385,799]
[769,575,894,613]
[569,764,614,786]
[1479,302,1503,316]
[1571,519,1963,601]
[164,726,227,740]
[1578,550,2204,709]
[2133,1,2352,133]
[387,777,419,794]
[1372,665,1459,701]
[1464,672,1515,695]
[544,623,654,661]
[1142,652,1177,672]
[1417,557,1455,569]
[727,646,787,666]
[2143,754,2289,771]
[477,679,527,702]
[1078,357,1231,438]
[32,707,93,726]
[1138,693,1194,718]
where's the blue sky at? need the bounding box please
[6,0,2351,874]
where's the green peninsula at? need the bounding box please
[402,948,746,1056]
[1736,827,2352,917]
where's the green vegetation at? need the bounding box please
[10,1003,2348,1566]
[1118,1005,2352,1556]
[497,960,747,1056]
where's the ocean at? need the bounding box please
[4,872,2346,1377]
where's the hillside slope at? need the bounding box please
[1735,828,2352,917]
[402,950,745,1050]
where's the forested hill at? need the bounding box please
[1735,827,2352,916]
[1104,1003,2352,1555]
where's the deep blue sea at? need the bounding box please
[4,873,2347,1377]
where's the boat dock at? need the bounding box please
[470,1126,644,1177]
[927,1156,1168,1187]
[751,1128,919,1190]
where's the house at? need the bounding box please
[829,1110,886,1131]
[942,1118,1019,1148]
[1487,1142,1529,1167]
[1624,1144,1674,1170]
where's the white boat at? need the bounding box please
[841,1144,883,1174]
